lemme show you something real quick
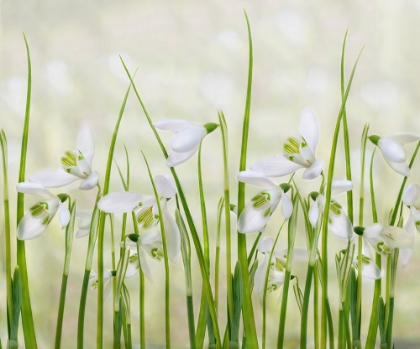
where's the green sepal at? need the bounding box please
[203,123,218,134]
[353,226,365,236]
[280,183,291,193]
[309,191,319,201]
[57,193,69,203]
[127,234,139,243]
[368,135,380,145]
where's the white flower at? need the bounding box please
[98,175,181,264]
[153,119,218,167]
[369,133,420,177]
[254,237,308,294]
[364,223,414,257]
[237,171,292,234]
[30,122,99,190]
[308,178,354,239]
[75,210,92,238]
[250,107,324,180]
[89,270,113,302]
[16,182,70,240]
[353,240,381,279]
[403,183,420,230]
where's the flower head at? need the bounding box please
[153,119,218,167]
[369,133,420,176]
[251,107,324,180]
[98,175,181,263]
[16,182,70,240]
[30,122,99,190]
[237,171,292,234]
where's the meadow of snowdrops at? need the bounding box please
[2,1,420,349]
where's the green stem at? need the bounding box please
[277,270,292,349]
[215,197,224,313]
[55,274,69,349]
[314,266,319,349]
[300,265,314,349]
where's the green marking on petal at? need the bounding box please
[361,255,371,265]
[61,150,78,167]
[251,192,270,208]
[151,247,164,260]
[137,207,157,228]
[330,201,342,215]
[377,241,391,255]
[263,207,271,217]
[274,258,286,272]
[41,216,49,225]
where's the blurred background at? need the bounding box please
[1,0,420,347]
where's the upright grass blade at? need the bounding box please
[218,111,234,335]
[119,58,221,347]
[142,153,171,348]
[78,77,132,349]
[320,44,364,349]
[16,32,38,349]
[9,267,22,349]
[215,197,224,313]
[55,200,76,349]
[236,11,259,348]
[0,128,13,340]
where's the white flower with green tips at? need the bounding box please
[368,133,420,177]
[153,119,218,167]
[98,174,180,264]
[89,270,113,302]
[250,107,324,180]
[30,122,99,190]
[254,237,308,294]
[353,240,381,279]
[363,223,414,257]
[16,182,70,240]
[237,171,292,234]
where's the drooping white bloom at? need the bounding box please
[30,122,99,190]
[403,183,420,230]
[353,240,381,279]
[16,182,70,240]
[75,210,92,238]
[98,175,180,264]
[364,223,414,257]
[369,133,420,177]
[250,107,324,180]
[153,119,218,167]
[89,270,113,302]
[237,171,292,234]
[308,178,354,239]
[254,237,308,294]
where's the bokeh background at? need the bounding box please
[1,0,420,348]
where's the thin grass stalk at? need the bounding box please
[218,111,234,333]
[55,200,76,349]
[215,197,224,312]
[314,265,319,349]
[16,32,38,349]
[320,45,364,349]
[121,285,132,349]
[0,128,13,339]
[119,59,221,346]
[236,12,259,348]
[142,154,171,348]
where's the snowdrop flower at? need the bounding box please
[237,171,292,234]
[16,182,70,240]
[254,237,308,294]
[75,210,92,238]
[369,133,420,177]
[363,223,414,257]
[353,240,381,279]
[403,183,420,230]
[250,107,324,180]
[308,178,354,239]
[98,175,180,263]
[89,270,113,301]
[153,119,218,167]
[30,122,99,190]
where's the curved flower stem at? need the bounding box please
[16,32,38,349]
[55,200,76,349]
[142,153,171,348]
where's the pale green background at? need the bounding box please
[1,0,420,348]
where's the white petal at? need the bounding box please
[276,248,308,262]
[78,215,91,230]
[299,107,319,154]
[77,122,95,166]
[98,192,149,213]
[250,156,303,177]
[302,159,324,180]
[17,212,48,240]
[379,138,406,163]
[125,254,140,278]
[166,146,199,167]
[162,209,181,264]
[79,171,99,190]
[103,279,113,302]
[254,254,270,294]
[59,202,71,228]
[30,170,78,188]
[16,182,53,198]
[280,194,293,219]
[362,262,381,279]
[329,212,353,239]
[75,229,90,238]
[139,231,161,245]
[400,247,413,268]
[382,226,413,249]
[258,237,274,253]
[332,178,354,195]
[237,203,270,234]
[138,249,153,283]
[383,157,411,177]
[403,184,420,206]
[309,200,319,227]
[171,125,206,152]
[237,171,276,189]
[153,119,195,133]
[155,175,176,198]
[364,224,383,239]
[385,132,420,144]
